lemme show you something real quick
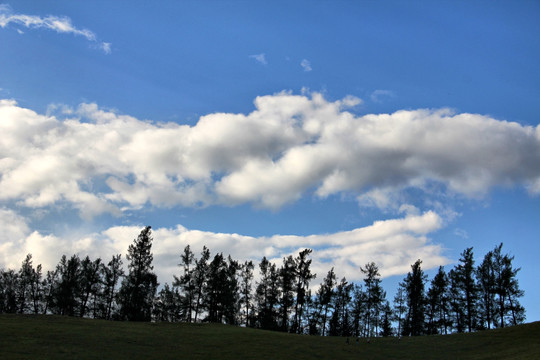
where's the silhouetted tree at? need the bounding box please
[205,253,226,323]
[173,245,195,322]
[379,301,394,337]
[153,283,182,322]
[361,262,386,337]
[192,246,210,322]
[0,269,18,313]
[255,256,279,330]
[204,253,240,324]
[426,266,450,334]
[448,268,465,332]
[477,250,496,329]
[350,283,368,337]
[393,285,407,337]
[79,256,102,318]
[42,269,58,314]
[453,248,478,332]
[317,267,337,336]
[223,256,241,324]
[291,249,316,334]
[101,254,123,320]
[278,255,296,332]
[239,260,254,326]
[17,254,43,314]
[491,243,525,327]
[305,289,321,335]
[403,259,427,336]
[48,255,82,316]
[329,277,353,336]
[117,226,158,321]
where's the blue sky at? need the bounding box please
[1,1,539,322]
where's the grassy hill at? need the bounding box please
[0,315,539,359]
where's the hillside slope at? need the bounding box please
[0,315,539,359]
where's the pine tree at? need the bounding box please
[403,259,426,336]
[393,285,407,337]
[351,284,367,337]
[328,277,353,336]
[426,266,450,334]
[79,256,102,318]
[278,255,296,332]
[222,255,241,324]
[192,246,210,322]
[379,301,394,337]
[205,253,226,323]
[239,260,254,327]
[29,263,43,314]
[491,243,525,327]
[17,254,43,314]
[153,283,182,322]
[305,289,320,335]
[255,256,279,330]
[317,267,337,336]
[48,255,82,316]
[117,226,158,321]
[453,248,478,332]
[477,250,496,329]
[448,268,465,332]
[0,269,19,313]
[291,249,316,334]
[173,245,195,322]
[203,253,241,324]
[360,262,386,337]
[42,269,58,315]
[100,254,123,320]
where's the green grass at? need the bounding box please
[1,315,539,359]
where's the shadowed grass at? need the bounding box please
[0,315,538,359]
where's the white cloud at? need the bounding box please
[99,42,111,55]
[370,89,395,103]
[301,59,312,72]
[454,228,469,239]
[0,5,111,54]
[249,53,267,65]
[1,92,540,218]
[0,209,448,282]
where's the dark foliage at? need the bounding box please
[117,226,158,321]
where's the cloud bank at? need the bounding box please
[1,92,540,218]
[0,207,447,283]
[0,5,111,54]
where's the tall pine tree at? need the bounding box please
[360,262,386,337]
[117,226,158,321]
[291,249,316,334]
[403,259,427,336]
[454,248,478,332]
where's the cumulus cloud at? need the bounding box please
[301,59,312,72]
[1,92,540,218]
[0,5,111,54]
[0,209,448,282]
[249,53,267,65]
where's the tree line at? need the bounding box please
[0,226,525,337]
